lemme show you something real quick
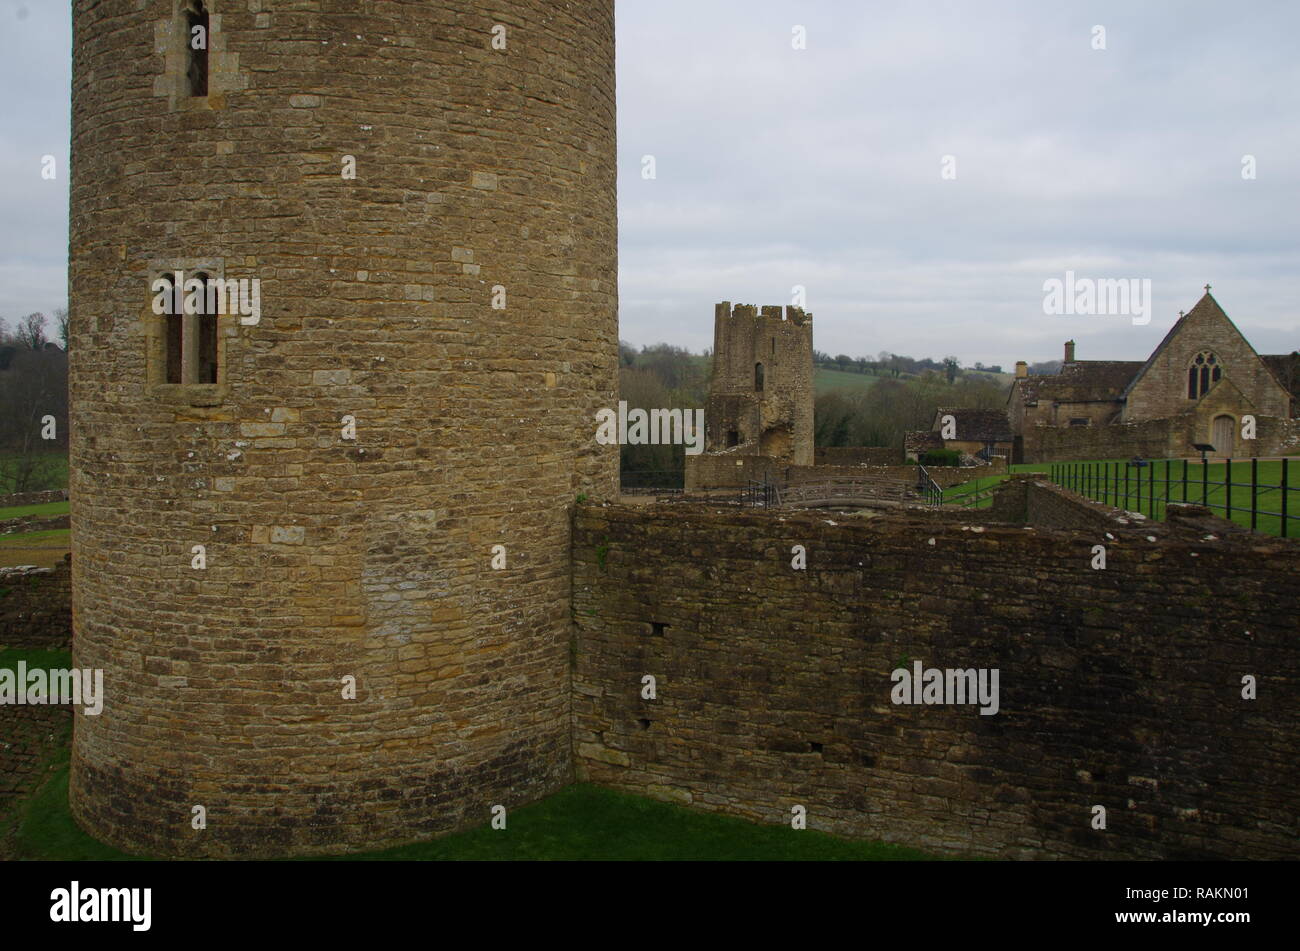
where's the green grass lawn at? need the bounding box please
[0,499,68,520]
[0,648,936,861]
[942,475,1005,509]
[10,766,937,862]
[1046,458,1300,535]
[942,457,1300,535]
[0,647,72,671]
[815,366,898,395]
[330,786,937,861]
[0,526,71,568]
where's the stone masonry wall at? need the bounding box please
[1124,295,1291,422]
[706,303,814,466]
[69,1,617,858]
[684,459,974,494]
[0,704,71,853]
[1027,412,1298,464]
[571,500,1299,859]
[1027,417,1176,463]
[815,447,900,466]
[987,474,1138,533]
[683,452,778,491]
[0,561,73,649]
[0,490,69,509]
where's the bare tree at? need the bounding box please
[54,306,69,350]
[15,312,47,350]
[0,345,68,492]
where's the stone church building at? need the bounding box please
[1007,290,1299,462]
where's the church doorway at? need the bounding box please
[1212,415,1235,457]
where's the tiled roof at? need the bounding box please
[1011,361,1143,405]
[904,431,944,451]
[933,408,1014,442]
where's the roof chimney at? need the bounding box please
[1015,360,1028,378]
[1064,340,1076,364]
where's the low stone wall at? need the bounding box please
[992,473,1254,539]
[684,453,778,491]
[0,489,69,509]
[922,466,990,489]
[0,703,71,850]
[686,455,995,493]
[985,473,1125,532]
[0,559,73,649]
[0,514,70,535]
[789,463,977,489]
[815,447,900,466]
[1026,418,1175,463]
[785,464,910,485]
[1026,415,1300,463]
[572,500,1299,859]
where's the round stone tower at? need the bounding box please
[68,0,617,857]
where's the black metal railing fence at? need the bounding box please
[1050,457,1295,537]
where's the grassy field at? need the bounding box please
[7,760,938,862]
[0,499,68,520]
[0,527,70,568]
[0,647,73,671]
[941,475,1006,508]
[815,366,894,394]
[0,642,936,861]
[815,367,1013,396]
[943,457,1300,535]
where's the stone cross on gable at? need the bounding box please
[1205,284,1212,293]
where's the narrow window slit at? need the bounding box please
[185,1,210,97]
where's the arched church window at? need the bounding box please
[1187,351,1222,399]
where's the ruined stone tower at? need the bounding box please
[704,302,814,465]
[67,0,617,857]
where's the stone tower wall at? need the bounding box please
[68,0,617,857]
[705,302,813,465]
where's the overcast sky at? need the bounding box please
[2,0,1296,366]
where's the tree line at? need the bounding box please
[618,339,1042,484]
[814,373,1004,449]
[0,310,69,494]
[618,343,711,487]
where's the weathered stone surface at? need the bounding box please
[577,743,630,767]
[68,0,618,859]
[0,704,70,851]
[572,495,1300,860]
[1008,296,1300,462]
[686,302,815,489]
[0,560,72,649]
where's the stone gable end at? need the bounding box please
[1124,297,1291,421]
